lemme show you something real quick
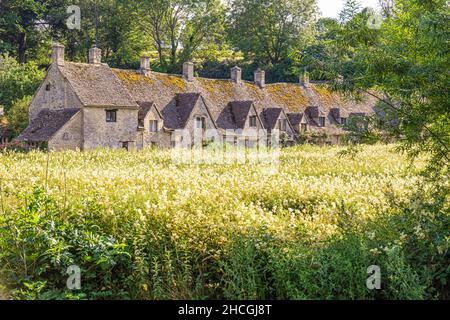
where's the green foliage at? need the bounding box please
[0,187,133,300]
[0,55,44,112]
[6,95,31,137]
[310,0,450,173]
[0,146,447,300]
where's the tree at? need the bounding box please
[6,95,31,137]
[227,0,318,67]
[0,0,71,63]
[317,0,450,173]
[139,0,227,71]
[339,0,362,23]
[0,54,44,112]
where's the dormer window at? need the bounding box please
[301,124,308,133]
[45,84,51,91]
[106,110,117,123]
[318,117,325,127]
[149,120,159,132]
[249,116,257,128]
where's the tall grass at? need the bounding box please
[0,145,447,299]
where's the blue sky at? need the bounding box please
[318,0,381,18]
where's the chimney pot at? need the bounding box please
[254,68,266,88]
[140,56,151,74]
[89,46,102,64]
[231,66,242,84]
[183,61,194,81]
[52,43,65,66]
[300,71,310,87]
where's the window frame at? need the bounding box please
[106,109,117,123]
[301,123,308,133]
[149,120,159,133]
[249,115,257,128]
[318,117,326,127]
[195,116,206,130]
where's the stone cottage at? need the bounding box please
[17,44,376,150]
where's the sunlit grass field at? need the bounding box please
[0,145,448,300]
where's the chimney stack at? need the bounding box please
[89,45,102,64]
[52,43,65,66]
[254,68,266,88]
[231,66,242,84]
[300,71,310,87]
[140,55,151,74]
[183,61,194,82]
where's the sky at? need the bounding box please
[317,0,381,18]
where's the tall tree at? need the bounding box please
[0,0,69,63]
[227,0,318,67]
[139,0,226,71]
[339,0,362,23]
[318,0,450,173]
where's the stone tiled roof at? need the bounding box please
[58,63,138,108]
[176,93,201,129]
[262,108,283,130]
[230,101,253,129]
[112,68,377,134]
[286,113,304,126]
[17,108,80,142]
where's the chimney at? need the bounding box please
[140,55,151,73]
[231,66,242,84]
[183,61,194,82]
[89,45,102,64]
[254,68,265,88]
[52,43,65,66]
[300,71,310,87]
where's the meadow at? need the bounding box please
[0,144,448,300]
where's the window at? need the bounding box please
[149,120,159,132]
[318,117,325,127]
[195,116,206,130]
[249,116,257,128]
[106,110,117,123]
[341,117,347,126]
[45,84,51,91]
[301,124,308,133]
[279,119,287,131]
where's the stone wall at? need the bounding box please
[29,65,82,120]
[83,107,138,150]
[48,112,83,150]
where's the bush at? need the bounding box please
[6,96,31,137]
[0,188,132,300]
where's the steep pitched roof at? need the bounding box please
[17,108,80,142]
[262,108,283,130]
[176,93,201,129]
[230,101,253,129]
[112,69,377,127]
[137,101,162,128]
[58,63,138,108]
[287,113,304,126]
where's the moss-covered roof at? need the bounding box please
[112,68,376,133]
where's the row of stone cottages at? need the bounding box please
[14,44,377,151]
